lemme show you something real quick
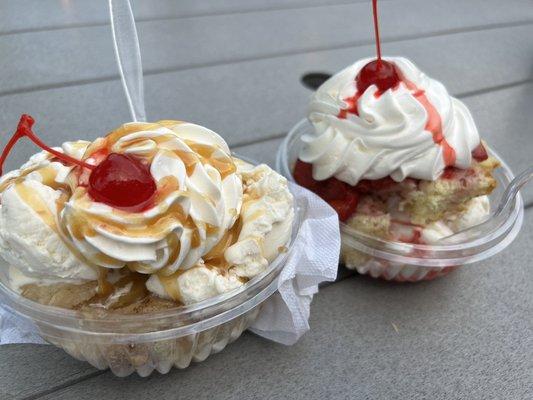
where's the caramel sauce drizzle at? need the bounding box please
[203,217,242,266]
[157,217,243,302]
[4,120,242,305]
[8,171,105,280]
[165,232,182,267]
[96,268,114,297]
[157,270,184,302]
[14,182,57,231]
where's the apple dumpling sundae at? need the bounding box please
[0,116,294,310]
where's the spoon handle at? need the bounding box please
[494,166,533,218]
[108,0,147,122]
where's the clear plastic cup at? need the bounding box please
[0,190,304,377]
[276,119,524,282]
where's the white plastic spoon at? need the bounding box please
[108,0,146,122]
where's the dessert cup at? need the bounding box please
[0,187,303,377]
[276,119,524,282]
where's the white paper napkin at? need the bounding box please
[0,182,340,346]
[249,182,340,344]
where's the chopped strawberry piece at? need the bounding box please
[354,176,397,194]
[330,191,359,222]
[316,177,348,201]
[354,179,372,194]
[293,159,360,221]
[293,159,318,191]
[369,176,397,191]
[338,109,348,119]
[441,167,457,179]
[472,142,488,162]
[411,229,423,244]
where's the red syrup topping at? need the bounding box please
[304,1,487,222]
[339,0,456,166]
[355,0,400,94]
[0,114,94,175]
[0,115,157,213]
[356,59,400,94]
[294,159,359,221]
[396,70,456,166]
[88,153,156,212]
[294,160,418,222]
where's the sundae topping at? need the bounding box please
[472,142,489,162]
[355,1,399,94]
[0,118,294,306]
[146,161,294,304]
[301,56,481,185]
[356,59,400,94]
[87,153,156,212]
[61,120,242,275]
[0,143,97,282]
[299,0,480,186]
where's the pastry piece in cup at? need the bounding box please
[0,116,294,376]
[292,57,499,282]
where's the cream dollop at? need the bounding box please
[225,161,295,277]
[301,57,481,185]
[61,121,242,275]
[146,161,294,304]
[0,121,294,306]
[0,143,97,283]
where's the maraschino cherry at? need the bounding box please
[355,0,400,94]
[356,59,400,93]
[88,153,156,211]
[0,114,157,212]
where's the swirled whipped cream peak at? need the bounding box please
[300,57,482,185]
[0,117,294,308]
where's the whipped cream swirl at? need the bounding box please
[301,57,481,185]
[62,121,242,275]
[146,160,294,304]
[0,143,97,282]
[0,121,294,305]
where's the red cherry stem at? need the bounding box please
[0,114,95,175]
[372,0,382,65]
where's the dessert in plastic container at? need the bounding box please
[274,0,527,282]
[0,194,303,377]
[0,116,302,376]
[276,119,524,282]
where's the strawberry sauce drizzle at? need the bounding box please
[372,0,382,63]
[395,70,457,166]
[337,0,456,166]
[297,0,486,222]
[338,94,361,118]
[0,114,94,175]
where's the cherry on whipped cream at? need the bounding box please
[88,153,156,212]
[356,59,400,94]
[0,114,157,213]
[355,0,400,94]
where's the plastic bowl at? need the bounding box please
[0,188,304,377]
[276,119,524,282]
